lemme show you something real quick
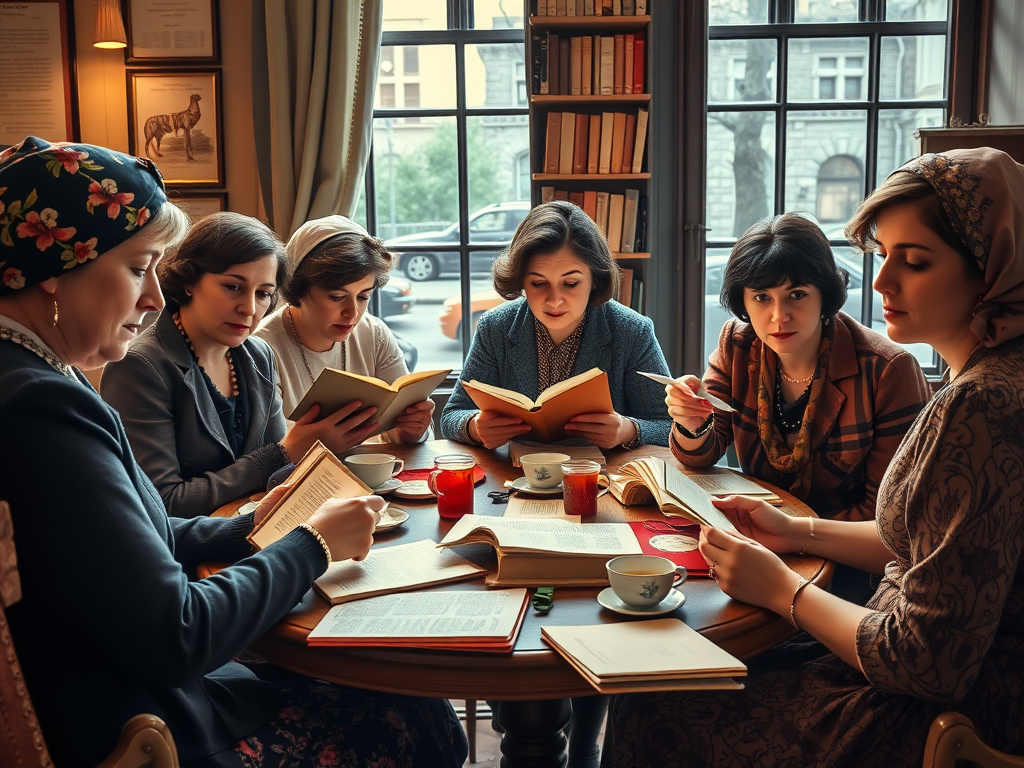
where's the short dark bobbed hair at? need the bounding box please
[845,171,983,277]
[720,213,850,322]
[491,200,620,307]
[282,232,393,307]
[160,212,288,310]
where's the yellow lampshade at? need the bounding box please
[94,0,127,49]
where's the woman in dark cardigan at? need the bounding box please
[607,148,1024,768]
[0,137,467,768]
[103,213,380,517]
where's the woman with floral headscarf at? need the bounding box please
[0,137,466,768]
[603,148,1024,767]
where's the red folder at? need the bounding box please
[627,521,711,577]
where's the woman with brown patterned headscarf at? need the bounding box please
[604,148,1024,768]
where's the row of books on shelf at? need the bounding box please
[532,0,648,17]
[618,267,643,313]
[532,31,645,96]
[543,108,648,176]
[540,187,646,254]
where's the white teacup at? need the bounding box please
[519,452,572,489]
[344,454,405,490]
[606,555,687,607]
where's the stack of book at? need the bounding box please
[532,0,648,18]
[531,31,645,96]
[308,589,530,653]
[540,109,648,178]
[438,515,643,586]
[541,618,747,693]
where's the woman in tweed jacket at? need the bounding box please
[441,200,673,451]
[606,148,1024,768]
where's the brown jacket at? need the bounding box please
[672,314,931,521]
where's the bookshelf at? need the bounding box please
[526,1,652,312]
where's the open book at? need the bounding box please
[307,588,530,653]
[247,441,372,551]
[541,618,747,693]
[606,457,742,531]
[313,539,486,605]
[438,515,642,586]
[288,367,451,435]
[462,368,614,443]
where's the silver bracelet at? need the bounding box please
[297,522,332,566]
[676,413,714,440]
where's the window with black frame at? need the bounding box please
[703,0,950,373]
[355,0,529,376]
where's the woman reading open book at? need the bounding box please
[254,215,435,445]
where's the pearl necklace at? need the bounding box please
[774,368,811,433]
[286,306,343,385]
[0,325,77,380]
[173,312,238,397]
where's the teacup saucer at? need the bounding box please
[374,505,409,531]
[371,478,403,495]
[510,476,563,495]
[392,480,436,499]
[597,587,686,616]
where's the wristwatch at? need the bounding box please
[621,417,643,450]
[675,413,714,440]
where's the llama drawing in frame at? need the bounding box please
[144,94,202,161]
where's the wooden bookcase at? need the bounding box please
[525,3,652,311]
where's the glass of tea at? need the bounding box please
[427,454,477,519]
[560,459,601,516]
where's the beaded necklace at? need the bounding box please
[774,367,812,433]
[286,306,344,385]
[173,311,238,397]
[0,324,77,381]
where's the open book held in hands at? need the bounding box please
[607,457,751,531]
[288,367,451,435]
[438,514,642,586]
[462,367,614,443]
[247,441,373,551]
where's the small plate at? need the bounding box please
[371,478,403,495]
[393,480,436,499]
[375,505,410,531]
[510,477,563,496]
[597,587,686,616]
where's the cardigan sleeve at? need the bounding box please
[671,320,737,467]
[439,312,503,444]
[855,383,1024,701]
[618,312,674,447]
[102,349,286,518]
[4,374,327,689]
[839,351,930,522]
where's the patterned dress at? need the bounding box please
[603,338,1024,768]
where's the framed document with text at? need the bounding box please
[168,190,227,221]
[0,0,78,145]
[126,0,219,64]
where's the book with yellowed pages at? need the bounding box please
[438,514,641,586]
[609,459,782,508]
[307,589,530,653]
[541,618,747,693]
[247,441,373,551]
[606,457,746,531]
[288,367,451,436]
[462,367,614,443]
[509,440,606,468]
[313,539,486,605]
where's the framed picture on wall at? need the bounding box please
[0,0,79,145]
[127,69,223,187]
[168,190,227,221]
[918,125,1024,164]
[125,0,219,64]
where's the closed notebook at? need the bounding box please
[288,367,451,436]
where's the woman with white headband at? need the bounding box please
[254,215,434,445]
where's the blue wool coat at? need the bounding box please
[440,298,673,446]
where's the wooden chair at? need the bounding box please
[0,500,180,768]
[923,712,1024,768]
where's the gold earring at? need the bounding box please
[52,300,59,327]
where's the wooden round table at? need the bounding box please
[213,439,832,768]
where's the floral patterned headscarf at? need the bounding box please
[0,136,167,296]
[891,147,1024,347]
